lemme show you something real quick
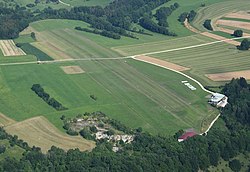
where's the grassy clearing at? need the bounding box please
[5,116,95,153]
[29,20,120,59]
[0,55,36,64]
[0,139,25,161]
[192,0,250,31]
[151,42,250,86]
[0,58,218,135]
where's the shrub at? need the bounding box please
[66,129,78,136]
[237,39,250,50]
[233,30,243,37]
[80,129,94,140]
[229,159,241,172]
[203,19,213,31]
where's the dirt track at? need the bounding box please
[200,32,240,45]
[216,19,250,30]
[184,19,200,34]
[206,70,250,81]
[135,55,190,71]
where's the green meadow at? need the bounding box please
[0,58,218,135]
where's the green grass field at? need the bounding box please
[3,0,248,137]
[0,57,218,135]
[29,19,196,51]
[112,34,215,56]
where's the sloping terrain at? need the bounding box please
[5,116,95,153]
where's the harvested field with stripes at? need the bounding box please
[0,113,15,127]
[216,19,250,31]
[5,116,95,153]
[0,40,26,56]
[224,11,250,20]
[206,70,250,81]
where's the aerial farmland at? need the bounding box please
[0,0,250,171]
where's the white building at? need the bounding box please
[209,93,228,108]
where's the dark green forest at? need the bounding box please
[0,78,250,171]
[0,0,180,39]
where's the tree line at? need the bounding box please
[75,26,121,39]
[31,84,67,111]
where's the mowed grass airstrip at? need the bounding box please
[0,56,217,135]
[0,18,219,136]
[3,0,250,145]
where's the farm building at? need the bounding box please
[178,131,197,142]
[208,93,228,108]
